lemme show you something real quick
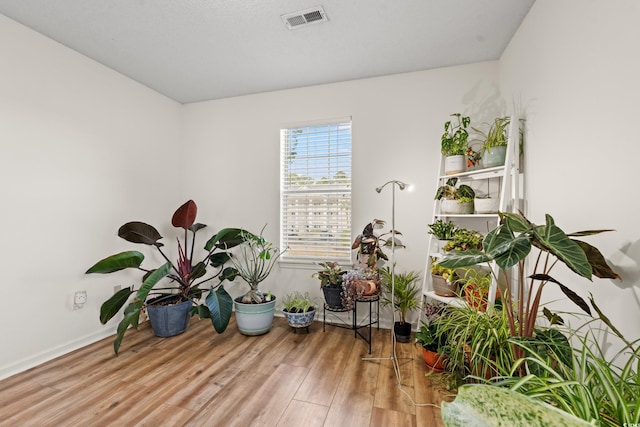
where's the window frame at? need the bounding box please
[279,117,353,265]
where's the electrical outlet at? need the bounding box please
[73,291,87,310]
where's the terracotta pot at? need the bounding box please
[465,287,488,312]
[354,279,378,296]
[422,347,446,373]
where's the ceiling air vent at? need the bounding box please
[281,6,328,30]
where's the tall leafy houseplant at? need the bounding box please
[437,212,620,363]
[379,266,421,342]
[85,200,246,354]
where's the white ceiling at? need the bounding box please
[0,0,535,104]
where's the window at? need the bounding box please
[280,119,352,263]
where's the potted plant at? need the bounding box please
[430,261,459,297]
[441,113,471,175]
[351,219,402,270]
[379,266,422,342]
[435,178,475,214]
[415,321,447,372]
[437,212,620,375]
[428,219,457,253]
[341,268,380,310]
[281,291,316,331]
[476,116,510,168]
[474,193,499,214]
[224,226,284,335]
[462,268,493,312]
[434,302,514,386]
[85,200,246,354]
[314,261,347,309]
[442,228,483,252]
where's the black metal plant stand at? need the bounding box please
[323,295,380,354]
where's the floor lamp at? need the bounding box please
[362,179,410,387]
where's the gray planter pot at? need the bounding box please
[234,297,277,336]
[432,274,459,297]
[481,145,507,168]
[146,299,192,338]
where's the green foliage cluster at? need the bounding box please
[441,113,471,156]
[427,219,457,240]
[442,228,484,252]
[281,291,315,313]
[435,177,475,201]
[379,267,422,324]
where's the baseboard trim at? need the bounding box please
[0,328,116,381]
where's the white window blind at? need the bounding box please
[280,119,352,263]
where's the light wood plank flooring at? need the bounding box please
[0,316,453,426]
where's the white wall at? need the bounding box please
[182,63,502,328]
[499,0,640,350]
[0,15,182,378]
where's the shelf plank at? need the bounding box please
[423,291,467,308]
[438,166,505,181]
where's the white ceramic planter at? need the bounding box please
[475,197,499,214]
[444,155,465,175]
[441,199,462,214]
[234,297,277,336]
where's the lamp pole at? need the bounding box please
[363,180,410,383]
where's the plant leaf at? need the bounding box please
[172,200,197,229]
[542,307,564,326]
[86,251,144,274]
[100,286,134,324]
[530,273,591,316]
[500,211,532,233]
[113,302,140,355]
[118,222,163,247]
[437,249,491,268]
[493,234,531,271]
[192,303,211,319]
[219,266,240,282]
[209,252,231,268]
[204,228,247,251]
[533,328,572,367]
[573,240,620,280]
[205,285,233,333]
[531,214,592,279]
[135,262,172,307]
[441,384,593,427]
[189,222,207,233]
[190,261,207,280]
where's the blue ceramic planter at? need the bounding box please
[146,299,192,338]
[283,307,316,329]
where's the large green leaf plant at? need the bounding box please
[86,200,247,354]
[436,212,620,355]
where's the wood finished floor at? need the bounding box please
[0,316,453,426]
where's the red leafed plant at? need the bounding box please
[86,200,249,353]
